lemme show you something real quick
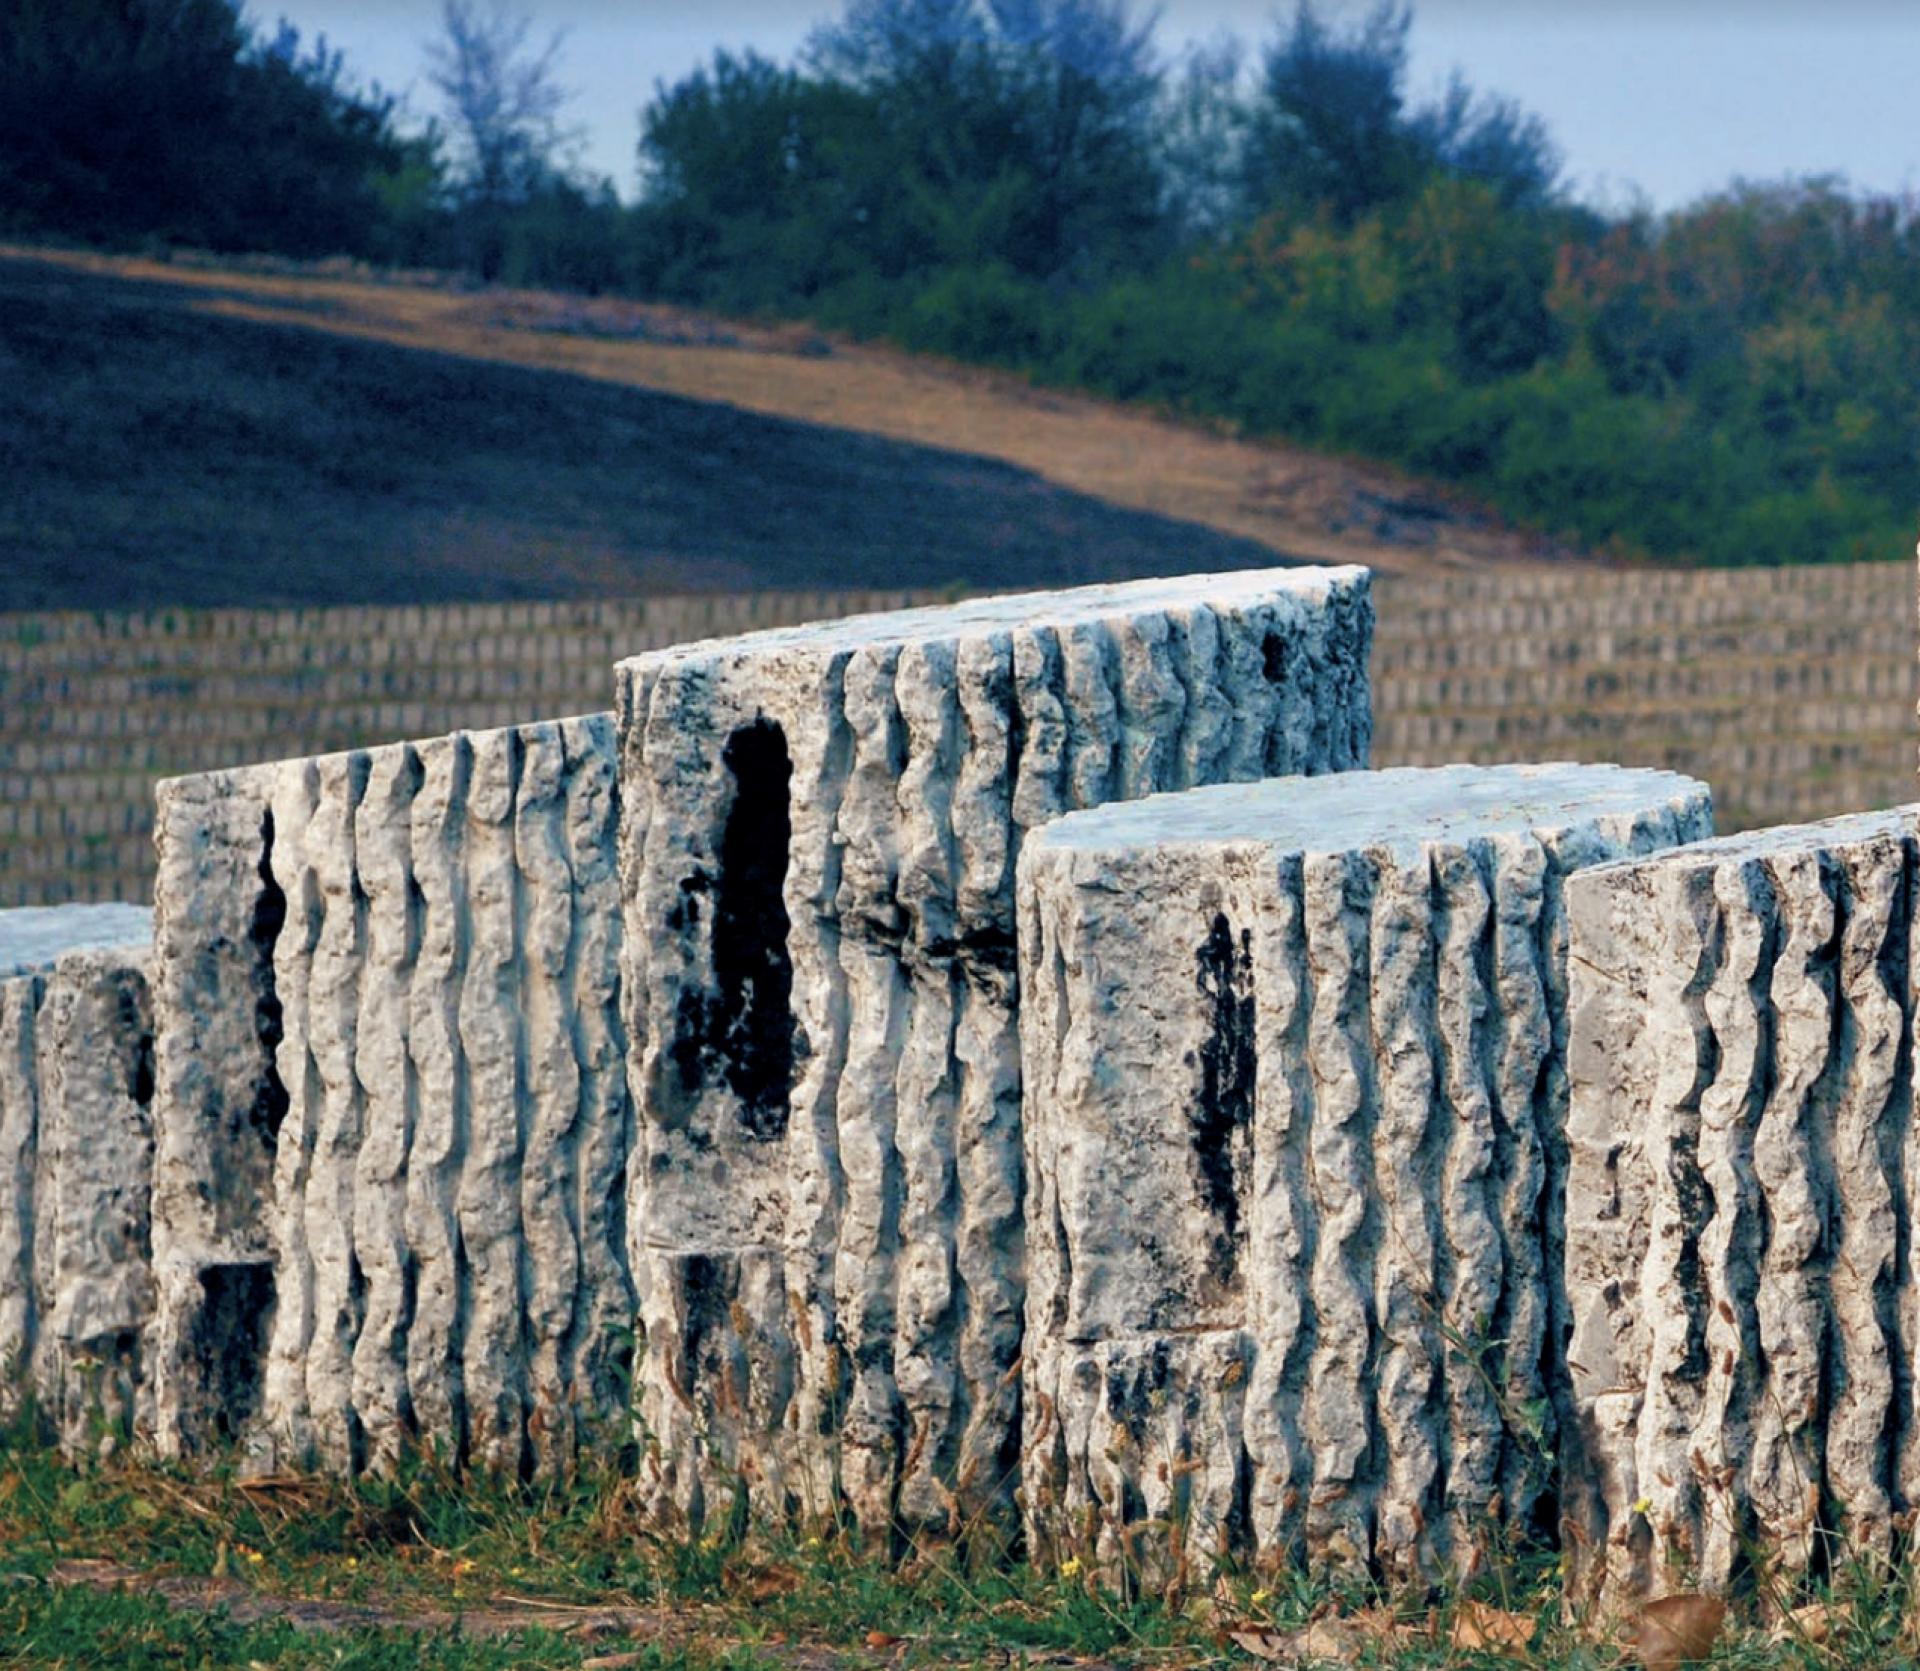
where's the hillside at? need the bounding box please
[0,245,1575,613]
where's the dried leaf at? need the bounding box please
[1449,1600,1537,1653]
[864,1630,904,1651]
[1627,1593,1726,1671]
[1226,1612,1416,1664]
[1772,1601,1844,1648]
[580,1655,647,1671]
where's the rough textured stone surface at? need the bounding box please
[150,715,630,1473]
[0,904,152,978]
[0,919,153,1454]
[1563,807,1920,1603]
[1016,763,1712,1584]
[616,568,1374,1534]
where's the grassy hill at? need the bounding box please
[0,254,1316,611]
[0,245,1572,614]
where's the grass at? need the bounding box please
[3,1424,1920,1670]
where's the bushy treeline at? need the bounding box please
[4,0,1913,567]
[0,0,619,275]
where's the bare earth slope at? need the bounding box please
[0,244,1571,613]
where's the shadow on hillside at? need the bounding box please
[0,257,1302,612]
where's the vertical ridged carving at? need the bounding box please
[1367,850,1439,1582]
[263,760,321,1464]
[0,974,41,1405]
[352,745,421,1471]
[618,570,1375,1534]
[458,728,528,1474]
[406,733,470,1457]
[1564,807,1920,1605]
[517,722,579,1475]
[564,715,632,1448]
[1018,763,1711,1580]
[304,752,371,1472]
[1301,849,1377,1572]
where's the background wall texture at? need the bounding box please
[1,561,1912,907]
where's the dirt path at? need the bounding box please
[2,243,1587,580]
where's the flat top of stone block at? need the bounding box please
[1028,762,1708,856]
[624,566,1365,670]
[0,903,152,979]
[1575,803,1917,879]
[155,710,613,796]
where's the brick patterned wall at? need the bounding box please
[1,564,1912,905]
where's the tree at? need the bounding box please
[1238,2,1560,226]
[1410,73,1559,210]
[1242,1,1420,224]
[1157,33,1248,244]
[801,0,1169,282]
[426,0,581,274]
[0,0,423,254]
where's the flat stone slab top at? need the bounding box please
[0,904,152,977]
[1016,762,1712,1584]
[618,565,1373,1534]
[1563,805,1920,1603]
[1028,760,1701,851]
[632,567,1359,663]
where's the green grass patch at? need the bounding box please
[6,1422,1920,1668]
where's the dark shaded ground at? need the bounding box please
[0,258,1295,610]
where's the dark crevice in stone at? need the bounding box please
[248,805,290,1147]
[1261,631,1286,684]
[668,719,796,1141]
[1192,912,1256,1290]
[118,979,155,1108]
[192,1262,275,1441]
[680,1253,732,1387]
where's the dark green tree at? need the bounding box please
[0,0,423,254]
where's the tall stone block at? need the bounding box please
[0,908,154,1453]
[617,568,1373,1535]
[1015,764,1712,1584]
[1563,807,1920,1603]
[150,715,630,1473]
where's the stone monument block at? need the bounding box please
[149,716,629,1474]
[1015,764,1711,1583]
[1563,807,1920,1602]
[0,907,154,1452]
[617,567,1373,1534]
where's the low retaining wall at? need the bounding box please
[0,907,154,1453]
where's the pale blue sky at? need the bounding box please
[271,1,1917,211]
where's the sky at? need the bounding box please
[272,1,1919,212]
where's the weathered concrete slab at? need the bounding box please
[0,912,153,1453]
[149,715,629,1475]
[1563,806,1920,1603]
[1016,763,1712,1584]
[617,567,1374,1534]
